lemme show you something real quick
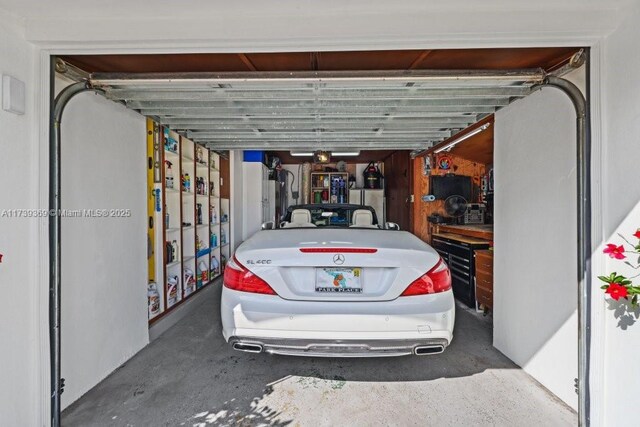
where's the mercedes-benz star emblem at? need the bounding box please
[333,254,345,265]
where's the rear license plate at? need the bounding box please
[315,267,362,293]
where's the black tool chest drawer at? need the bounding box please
[431,235,489,308]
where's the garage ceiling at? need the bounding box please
[69,48,579,151]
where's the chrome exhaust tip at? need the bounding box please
[232,342,263,354]
[414,345,445,355]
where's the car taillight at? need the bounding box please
[223,256,277,295]
[400,258,452,296]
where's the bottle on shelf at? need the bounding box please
[210,205,217,224]
[167,276,179,305]
[182,173,191,192]
[164,129,178,153]
[184,268,196,295]
[165,161,174,189]
[211,232,218,248]
[165,205,170,229]
[196,203,203,225]
[171,240,179,261]
[148,282,160,317]
[221,228,227,245]
[197,261,209,287]
[338,178,346,203]
[330,177,339,203]
[211,255,220,276]
[165,241,172,263]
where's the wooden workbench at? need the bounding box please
[435,224,493,241]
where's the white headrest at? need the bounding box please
[282,209,316,228]
[291,209,312,224]
[351,209,375,227]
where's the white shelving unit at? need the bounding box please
[164,128,183,310]
[194,144,211,289]
[209,151,223,279]
[220,197,231,269]
[181,137,197,299]
[147,121,230,323]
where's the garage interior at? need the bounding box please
[53,47,584,425]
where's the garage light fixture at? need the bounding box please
[290,150,362,157]
[434,122,491,153]
[314,151,331,164]
[332,151,360,156]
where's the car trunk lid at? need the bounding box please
[235,228,440,301]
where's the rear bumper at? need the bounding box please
[221,287,455,357]
[228,336,450,357]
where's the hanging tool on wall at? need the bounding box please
[422,156,432,176]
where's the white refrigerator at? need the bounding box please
[349,189,385,225]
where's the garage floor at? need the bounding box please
[62,281,576,426]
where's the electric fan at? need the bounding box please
[444,195,468,223]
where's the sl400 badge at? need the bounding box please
[245,259,272,265]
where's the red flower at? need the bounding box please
[603,244,626,260]
[605,283,629,301]
[634,229,640,239]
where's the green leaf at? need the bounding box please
[600,285,609,289]
[598,275,611,283]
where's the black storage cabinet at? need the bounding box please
[431,235,490,308]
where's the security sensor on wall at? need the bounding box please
[2,75,26,115]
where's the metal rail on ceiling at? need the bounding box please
[89,69,545,151]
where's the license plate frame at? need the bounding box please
[315,267,363,293]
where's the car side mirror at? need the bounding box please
[261,221,275,230]
[385,222,400,230]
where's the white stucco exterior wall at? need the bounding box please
[599,2,640,425]
[0,0,639,424]
[57,81,148,409]
[494,86,579,409]
[0,9,40,426]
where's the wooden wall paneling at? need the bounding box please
[413,157,430,242]
[269,150,397,165]
[384,151,412,231]
[219,155,230,199]
[413,154,487,243]
[61,48,580,74]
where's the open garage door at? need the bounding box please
[89,69,542,152]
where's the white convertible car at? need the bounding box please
[221,204,455,357]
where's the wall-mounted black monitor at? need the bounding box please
[430,174,473,200]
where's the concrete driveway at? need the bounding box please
[63,281,576,426]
